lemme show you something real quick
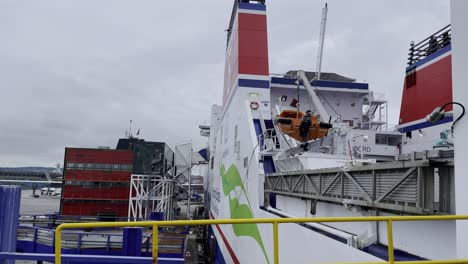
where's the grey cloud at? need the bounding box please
[0,0,449,166]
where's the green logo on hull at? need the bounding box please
[220,164,270,263]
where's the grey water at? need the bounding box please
[20,190,60,215]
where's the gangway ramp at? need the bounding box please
[265,150,454,215]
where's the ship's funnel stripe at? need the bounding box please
[270,77,368,90]
[312,80,368,90]
[223,4,269,103]
[397,116,453,133]
[406,44,451,73]
[239,74,270,80]
[238,3,267,11]
[239,9,267,15]
[399,50,452,125]
[238,79,270,88]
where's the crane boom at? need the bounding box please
[316,3,328,80]
[297,70,331,123]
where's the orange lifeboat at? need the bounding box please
[276,110,331,142]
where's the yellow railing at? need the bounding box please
[55,215,468,264]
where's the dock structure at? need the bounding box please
[128,174,175,221]
[0,169,62,193]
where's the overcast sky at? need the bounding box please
[0,0,450,167]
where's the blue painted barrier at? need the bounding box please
[150,212,164,221]
[0,253,184,264]
[122,228,142,256]
[0,185,21,264]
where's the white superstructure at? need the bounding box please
[202,1,464,263]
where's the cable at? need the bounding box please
[440,102,465,132]
[274,125,296,156]
[311,83,341,117]
[231,143,259,213]
[297,74,341,119]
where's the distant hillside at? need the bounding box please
[0,167,57,173]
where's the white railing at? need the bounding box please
[258,128,280,151]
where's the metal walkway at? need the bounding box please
[265,150,454,215]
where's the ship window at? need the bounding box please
[82,181,94,188]
[375,134,402,146]
[343,120,354,127]
[406,131,412,139]
[66,181,81,186]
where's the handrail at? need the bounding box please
[412,24,451,50]
[407,24,451,66]
[55,215,468,264]
[258,128,280,151]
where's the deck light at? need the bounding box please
[418,129,424,137]
[426,106,446,124]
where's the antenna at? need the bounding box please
[316,3,328,80]
[129,120,133,138]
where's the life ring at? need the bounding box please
[250,101,259,110]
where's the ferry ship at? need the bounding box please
[203,0,467,263]
[1,1,468,263]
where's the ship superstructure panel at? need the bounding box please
[205,1,461,263]
[270,76,371,129]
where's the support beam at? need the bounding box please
[280,176,292,193]
[266,190,427,215]
[321,173,341,196]
[273,177,281,190]
[291,175,304,193]
[304,175,320,195]
[343,172,372,203]
[421,167,435,213]
[375,167,417,203]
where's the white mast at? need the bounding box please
[316,3,328,80]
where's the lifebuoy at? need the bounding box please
[250,101,259,110]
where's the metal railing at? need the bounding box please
[17,225,184,254]
[55,215,468,264]
[19,213,147,227]
[258,128,281,151]
[408,24,451,66]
